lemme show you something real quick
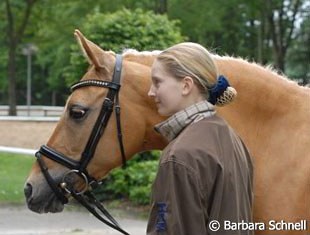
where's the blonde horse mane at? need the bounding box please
[123,48,309,93]
[122,49,161,67]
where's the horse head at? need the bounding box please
[24,30,166,213]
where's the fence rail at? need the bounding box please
[0,116,59,121]
[0,146,36,156]
[0,105,64,117]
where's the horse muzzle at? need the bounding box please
[24,172,66,214]
[24,154,91,214]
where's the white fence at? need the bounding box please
[0,146,36,156]
[0,105,64,117]
[0,116,59,121]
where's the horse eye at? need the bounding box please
[69,107,88,120]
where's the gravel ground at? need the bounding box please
[0,120,57,149]
[0,204,147,235]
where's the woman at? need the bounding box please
[147,42,254,235]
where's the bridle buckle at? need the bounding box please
[60,169,89,195]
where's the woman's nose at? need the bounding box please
[148,85,156,97]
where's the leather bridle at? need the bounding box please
[35,54,130,235]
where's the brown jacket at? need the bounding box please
[147,115,254,235]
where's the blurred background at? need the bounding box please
[1,0,309,113]
[0,0,309,214]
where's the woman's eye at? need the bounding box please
[69,107,88,120]
[153,79,160,88]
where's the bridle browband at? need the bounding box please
[35,54,130,235]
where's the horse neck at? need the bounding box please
[123,54,308,154]
[220,57,305,109]
[122,57,168,152]
[214,56,307,143]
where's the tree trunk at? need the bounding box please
[7,42,17,115]
[275,48,285,72]
[266,0,301,73]
[5,0,37,116]
[257,21,263,64]
[155,0,168,14]
[52,91,56,106]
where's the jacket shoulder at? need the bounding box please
[161,115,230,167]
[176,115,231,153]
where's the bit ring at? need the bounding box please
[60,170,89,195]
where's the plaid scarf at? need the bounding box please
[155,100,216,142]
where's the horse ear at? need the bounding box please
[74,29,105,70]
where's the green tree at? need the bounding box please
[167,0,264,59]
[167,0,308,75]
[30,1,169,105]
[31,0,97,105]
[64,8,185,85]
[1,1,308,107]
[286,13,310,84]
[3,0,37,115]
[265,0,304,72]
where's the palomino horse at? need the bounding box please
[25,30,309,235]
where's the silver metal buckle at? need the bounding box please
[60,169,89,195]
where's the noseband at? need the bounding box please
[35,54,129,235]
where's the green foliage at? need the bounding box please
[64,8,185,85]
[29,0,95,105]
[168,0,262,58]
[285,5,310,84]
[83,8,184,51]
[0,153,35,203]
[94,151,160,205]
[0,46,8,102]
[1,0,308,106]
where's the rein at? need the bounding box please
[35,54,130,235]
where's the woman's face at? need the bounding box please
[148,60,185,116]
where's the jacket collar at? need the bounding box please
[155,100,216,142]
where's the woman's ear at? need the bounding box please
[182,76,195,96]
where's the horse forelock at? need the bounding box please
[122,49,162,56]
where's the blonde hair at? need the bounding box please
[156,42,237,106]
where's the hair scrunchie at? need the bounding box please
[207,75,230,105]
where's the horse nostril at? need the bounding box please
[24,183,33,199]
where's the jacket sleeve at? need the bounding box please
[147,159,208,235]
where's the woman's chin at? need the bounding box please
[157,108,175,117]
[158,109,169,116]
